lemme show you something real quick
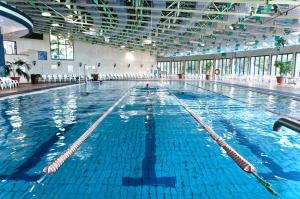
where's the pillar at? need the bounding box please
[0,34,5,77]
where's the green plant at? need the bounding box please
[205,61,213,75]
[5,59,31,81]
[274,61,293,76]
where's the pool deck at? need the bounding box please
[211,80,300,98]
[0,83,74,98]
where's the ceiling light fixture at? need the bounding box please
[104,37,110,43]
[51,23,60,27]
[65,15,76,23]
[41,12,51,17]
[83,31,96,36]
[66,18,76,23]
[246,41,256,45]
[143,38,152,45]
[291,31,300,35]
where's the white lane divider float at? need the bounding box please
[23,88,133,197]
[43,88,132,174]
[169,90,277,196]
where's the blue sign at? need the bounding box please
[38,51,47,60]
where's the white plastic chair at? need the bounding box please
[1,77,13,89]
[57,74,63,82]
[40,75,46,83]
[0,78,6,89]
[7,77,19,87]
[46,75,52,83]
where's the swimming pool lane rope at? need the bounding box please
[185,82,300,122]
[168,90,277,196]
[43,88,132,174]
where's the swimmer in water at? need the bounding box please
[145,83,150,89]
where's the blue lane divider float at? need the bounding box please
[122,91,176,187]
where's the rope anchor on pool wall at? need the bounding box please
[169,90,277,196]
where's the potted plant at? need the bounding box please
[205,61,213,80]
[178,73,184,79]
[91,73,99,81]
[30,74,42,84]
[274,61,293,84]
[5,59,31,82]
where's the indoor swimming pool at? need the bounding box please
[0,81,299,199]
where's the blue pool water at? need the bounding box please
[0,81,299,198]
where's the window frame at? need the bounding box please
[3,40,17,55]
[49,34,74,61]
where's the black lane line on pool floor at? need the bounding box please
[0,91,111,182]
[122,89,176,187]
[168,88,277,196]
[219,118,300,181]
[174,89,300,182]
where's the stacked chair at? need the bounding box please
[0,77,19,90]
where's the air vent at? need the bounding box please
[22,33,43,40]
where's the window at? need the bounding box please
[250,57,256,76]
[263,56,270,76]
[271,53,293,76]
[50,34,74,60]
[195,61,200,75]
[252,56,269,76]
[295,53,300,77]
[4,41,17,54]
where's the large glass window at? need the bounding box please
[179,61,184,73]
[157,52,299,78]
[199,60,204,76]
[251,56,269,76]
[172,61,176,75]
[4,41,17,54]
[295,53,300,77]
[250,57,256,76]
[50,34,74,60]
[263,56,270,76]
[191,60,197,75]
[271,53,293,76]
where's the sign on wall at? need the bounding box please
[68,65,73,72]
[38,51,47,60]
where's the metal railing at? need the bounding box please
[273,118,300,133]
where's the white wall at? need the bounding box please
[5,34,156,82]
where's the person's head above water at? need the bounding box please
[145,83,150,88]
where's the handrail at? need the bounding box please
[273,118,300,133]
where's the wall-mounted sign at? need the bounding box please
[38,51,47,60]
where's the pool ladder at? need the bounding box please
[273,118,300,133]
